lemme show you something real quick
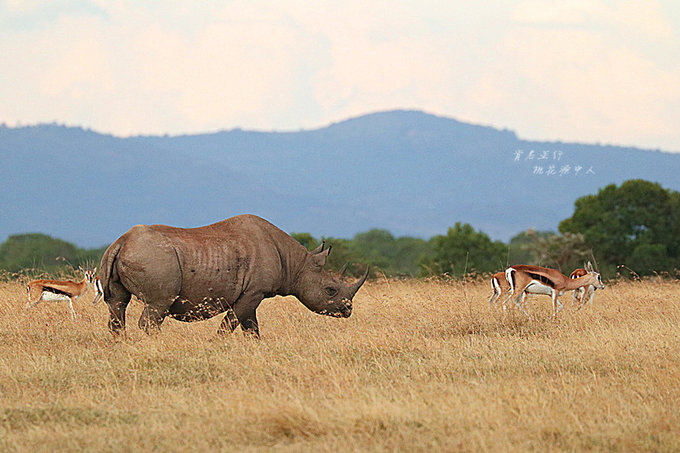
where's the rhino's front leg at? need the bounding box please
[217,292,263,338]
[238,309,259,338]
[138,305,167,334]
[216,308,239,335]
[218,307,259,337]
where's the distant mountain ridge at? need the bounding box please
[2,110,678,248]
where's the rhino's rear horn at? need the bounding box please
[350,266,370,297]
[338,262,349,276]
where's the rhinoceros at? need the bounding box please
[99,214,368,337]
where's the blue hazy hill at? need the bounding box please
[1,110,678,247]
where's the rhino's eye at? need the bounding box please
[325,287,338,297]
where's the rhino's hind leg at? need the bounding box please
[106,281,131,335]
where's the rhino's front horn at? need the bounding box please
[350,266,370,297]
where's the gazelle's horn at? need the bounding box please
[56,256,76,269]
[589,251,600,273]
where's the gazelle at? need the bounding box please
[570,267,597,309]
[26,267,97,320]
[505,262,604,317]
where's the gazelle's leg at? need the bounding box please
[576,289,585,310]
[506,270,530,316]
[68,297,76,320]
[510,288,531,318]
[513,291,526,315]
[92,281,104,304]
[517,298,532,318]
[501,291,514,312]
[488,286,500,305]
[552,291,563,317]
[551,290,557,316]
[576,287,592,310]
[583,286,594,306]
[26,294,44,310]
[500,289,513,312]
[502,268,516,312]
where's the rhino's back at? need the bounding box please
[145,215,293,299]
[110,215,301,301]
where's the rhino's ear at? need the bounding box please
[310,246,332,269]
[310,240,325,254]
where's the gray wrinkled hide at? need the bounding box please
[100,214,367,337]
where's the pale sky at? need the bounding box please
[1,0,679,151]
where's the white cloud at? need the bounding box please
[511,0,675,40]
[511,0,609,26]
[498,1,680,148]
[0,1,678,150]
[615,0,674,40]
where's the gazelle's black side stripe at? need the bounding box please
[526,272,555,288]
[43,285,74,297]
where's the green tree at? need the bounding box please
[348,229,430,277]
[507,229,592,273]
[419,222,507,277]
[530,232,591,272]
[292,229,430,277]
[507,229,555,264]
[629,243,672,275]
[0,233,79,273]
[559,179,680,275]
[291,233,363,275]
[390,236,432,276]
[0,233,106,274]
[291,232,319,250]
[320,237,364,276]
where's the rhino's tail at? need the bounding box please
[100,242,122,301]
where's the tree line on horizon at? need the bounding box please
[1,180,678,279]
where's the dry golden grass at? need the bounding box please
[1,276,679,452]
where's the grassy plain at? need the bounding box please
[0,276,679,452]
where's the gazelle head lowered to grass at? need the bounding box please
[570,262,604,308]
[581,261,605,290]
